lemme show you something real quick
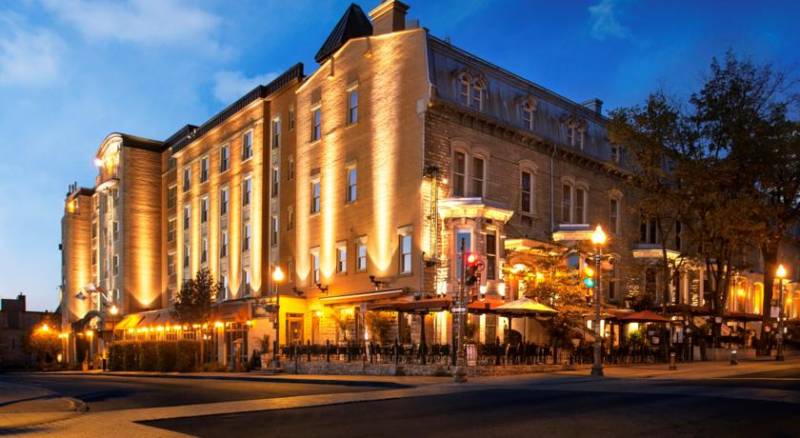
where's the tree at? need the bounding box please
[172,269,218,324]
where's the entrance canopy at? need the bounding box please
[369,298,450,313]
[495,298,557,317]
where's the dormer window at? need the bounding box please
[566,121,585,149]
[457,72,485,111]
[520,98,537,130]
[471,81,484,111]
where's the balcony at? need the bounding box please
[631,243,681,260]
[437,197,514,222]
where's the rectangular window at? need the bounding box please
[183,204,190,229]
[167,253,175,276]
[310,179,321,214]
[346,166,357,203]
[167,218,176,242]
[311,106,321,141]
[272,118,281,149]
[287,156,295,180]
[243,269,251,295]
[271,216,279,247]
[220,274,228,300]
[112,221,119,241]
[183,167,191,192]
[356,238,367,272]
[220,230,228,258]
[311,248,320,284]
[640,217,658,244]
[287,206,294,230]
[459,80,470,105]
[471,156,484,197]
[200,156,209,182]
[271,167,279,198]
[611,145,621,163]
[400,233,412,274]
[485,233,497,280]
[243,177,252,206]
[575,188,586,224]
[521,171,532,213]
[200,197,208,223]
[242,223,251,251]
[220,188,228,216]
[201,237,208,264]
[347,88,358,124]
[471,86,482,110]
[455,230,471,279]
[578,129,585,149]
[288,107,295,131]
[562,185,572,223]
[242,131,253,160]
[522,105,534,130]
[167,185,177,209]
[220,145,230,172]
[183,244,190,268]
[112,255,119,276]
[453,151,466,197]
[336,242,347,273]
[609,198,619,234]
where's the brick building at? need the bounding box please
[0,294,57,368]
[60,1,798,366]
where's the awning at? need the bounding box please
[211,300,252,322]
[618,310,670,323]
[319,288,407,305]
[114,313,143,331]
[369,298,451,313]
[467,296,506,313]
[495,298,557,316]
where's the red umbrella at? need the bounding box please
[618,310,670,323]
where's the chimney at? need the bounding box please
[369,0,409,35]
[582,98,603,115]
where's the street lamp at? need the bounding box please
[590,225,607,377]
[271,265,285,368]
[775,264,787,361]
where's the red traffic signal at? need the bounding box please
[466,252,478,265]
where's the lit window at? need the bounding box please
[471,156,484,197]
[287,206,294,230]
[311,106,321,142]
[455,230,471,279]
[272,117,281,149]
[168,218,176,242]
[485,233,497,280]
[288,107,295,131]
[400,233,412,274]
[183,167,191,192]
[310,178,321,214]
[200,156,209,182]
[271,167,279,198]
[220,188,228,216]
[336,242,347,273]
[183,204,190,229]
[575,187,586,224]
[271,216,279,247]
[453,151,466,197]
[609,198,619,234]
[521,170,533,214]
[220,145,229,172]
[562,184,572,223]
[243,177,252,206]
[167,185,177,209]
[220,230,228,258]
[242,131,253,160]
[167,253,175,276]
[346,166,357,203]
[242,223,251,251]
[356,237,367,272]
[311,247,320,284]
[200,197,208,223]
[220,274,228,300]
[201,237,208,264]
[347,88,358,124]
[243,269,251,295]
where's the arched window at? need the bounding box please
[520,98,537,130]
[471,79,485,111]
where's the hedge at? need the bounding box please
[109,340,200,372]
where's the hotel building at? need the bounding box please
[60,1,798,365]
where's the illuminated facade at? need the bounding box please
[60,1,799,364]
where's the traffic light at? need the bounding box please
[583,265,595,289]
[464,252,482,286]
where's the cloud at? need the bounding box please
[588,0,631,41]
[212,70,279,104]
[0,13,62,87]
[41,0,223,52]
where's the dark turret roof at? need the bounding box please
[314,3,373,63]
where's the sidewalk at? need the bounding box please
[0,381,86,431]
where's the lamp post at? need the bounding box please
[590,225,607,377]
[776,264,787,361]
[271,265,285,368]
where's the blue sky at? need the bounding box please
[1,0,798,311]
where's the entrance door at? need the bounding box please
[286,314,304,345]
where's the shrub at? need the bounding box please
[157,342,177,372]
[122,343,137,371]
[109,344,124,371]
[139,342,158,371]
[176,340,199,372]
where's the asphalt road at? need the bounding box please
[0,374,382,412]
[144,377,800,438]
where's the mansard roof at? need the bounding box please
[314,3,373,63]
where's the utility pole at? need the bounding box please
[453,240,467,383]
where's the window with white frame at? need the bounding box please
[609,197,620,234]
[242,131,253,160]
[272,117,281,149]
[567,124,584,149]
[242,176,252,206]
[167,252,175,276]
[310,247,320,284]
[356,237,367,272]
[271,167,279,198]
[183,204,191,229]
[310,178,321,214]
[346,165,357,203]
[220,145,229,172]
[399,231,412,274]
[336,241,347,274]
[561,183,572,223]
[453,151,466,197]
[485,232,497,280]
[167,218,176,242]
[201,237,208,264]
[242,223,251,251]
[243,268,251,295]
[183,167,191,192]
[521,170,533,214]
[311,105,321,142]
[200,156,209,182]
[575,187,586,224]
[471,81,484,111]
[220,230,228,258]
[347,86,359,124]
[459,75,470,105]
[220,187,228,216]
[271,216,278,247]
[167,185,177,209]
[200,197,208,223]
[521,101,535,130]
[220,274,228,300]
[471,156,485,197]
[183,243,190,268]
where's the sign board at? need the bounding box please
[452,307,467,313]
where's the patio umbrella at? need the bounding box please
[617,310,670,323]
[495,298,557,316]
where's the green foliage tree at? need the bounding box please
[172,268,218,324]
